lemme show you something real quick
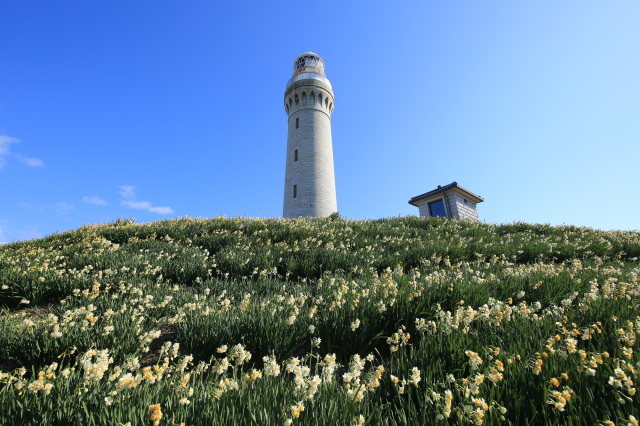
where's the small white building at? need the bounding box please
[409,182,483,220]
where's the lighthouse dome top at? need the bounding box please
[293,52,325,75]
[286,52,332,91]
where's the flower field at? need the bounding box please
[1,215,639,425]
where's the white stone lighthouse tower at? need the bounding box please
[283,52,337,218]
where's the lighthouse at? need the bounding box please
[282,52,337,218]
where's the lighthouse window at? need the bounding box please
[296,118,299,129]
[293,185,297,198]
[294,149,298,161]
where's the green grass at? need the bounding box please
[0,215,639,425]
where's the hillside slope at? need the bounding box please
[1,216,639,425]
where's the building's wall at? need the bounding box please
[445,195,458,218]
[416,200,429,217]
[283,80,337,218]
[414,192,480,221]
[448,192,480,221]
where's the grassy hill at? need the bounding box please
[1,216,639,425]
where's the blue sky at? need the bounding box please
[1,1,639,243]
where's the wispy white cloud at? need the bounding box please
[119,186,135,200]
[0,135,44,168]
[0,136,19,168]
[82,196,109,206]
[0,219,43,243]
[119,186,174,215]
[122,200,174,215]
[55,202,74,214]
[0,220,6,244]
[0,136,19,152]
[148,206,174,215]
[16,154,44,168]
[13,227,43,242]
[19,202,44,211]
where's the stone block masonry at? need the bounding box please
[448,193,480,221]
[282,53,337,218]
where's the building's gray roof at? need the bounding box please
[408,182,484,206]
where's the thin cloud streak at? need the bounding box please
[0,136,19,168]
[119,186,174,215]
[148,206,174,215]
[119,186,136,200]
[0,136,44,168]
[82,196,109,206]
[55,202,74,214]
[0,220,41,244]
[16,155,44,168]
[0,220,6,244]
